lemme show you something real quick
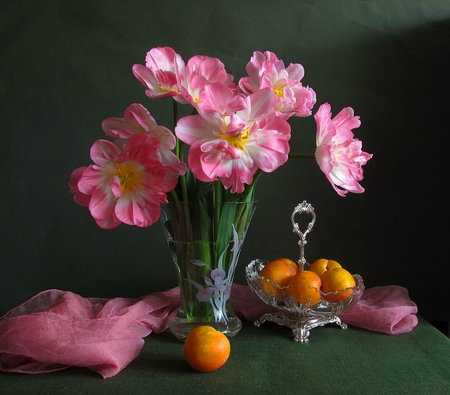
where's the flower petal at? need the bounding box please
[314,103,372,197]
[90,140,121,167]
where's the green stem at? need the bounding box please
[173,100,179,129]
[250,170,263,195]
[170,189,180,204]
[180,174,189,203]
[213,181,222,240]
[173,101,181,159]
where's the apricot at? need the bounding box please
[308,258,342,277]
[258,258,298,296]
[321,267,356,303]
[184,326,231,372]
[286,270,322,306]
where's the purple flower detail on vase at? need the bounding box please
[185,225,241,322]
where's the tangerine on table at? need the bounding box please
[258,258,298,296]
[183,326,231,372]
[321,267,356,303]
[286,270,322,306]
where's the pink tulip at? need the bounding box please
[180,55,236,107]
[239,50,316,119]
[175,84,291,194]
[69,166,90,207]
[71,135,180,228]
[314,103,372,197]
[101,103,186,175]
[132,46,187,103]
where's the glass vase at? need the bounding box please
[160,200,256,340]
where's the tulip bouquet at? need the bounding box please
[69,47,372,337]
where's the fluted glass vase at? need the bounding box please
[160,200,256,340]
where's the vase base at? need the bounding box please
[168,316,242,341]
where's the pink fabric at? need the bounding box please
[0,288,180,378]
[338,285,419,335]
[0,284,418,378]
[231,284,418,335]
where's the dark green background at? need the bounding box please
[1,0,449,322]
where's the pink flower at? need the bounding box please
[314,103,372,197]
[101,103,186,175]
[70,134,180,229]
[132,46,188,103]
[69,166,90,206]
[175,84,291,194]
[180,55,236,107]
[196,82,247,116]
[239,50,316,119]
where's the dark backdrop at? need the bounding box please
[1,0,449,323]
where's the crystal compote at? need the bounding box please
[245,201,365,343]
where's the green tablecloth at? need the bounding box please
[1,318,449,394]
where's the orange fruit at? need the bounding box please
[286,270,322,306]
[184,326,231,372]
[258,258,298,296]
[321,267,356,303]
[309,258,342,277]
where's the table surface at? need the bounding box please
[1,317,449,395]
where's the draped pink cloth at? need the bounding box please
[0,288,180,378]
[0,284,418,378]
[231,284,418,335]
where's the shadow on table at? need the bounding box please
[138,352,189,373]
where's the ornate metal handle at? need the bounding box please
[291,201,316,269]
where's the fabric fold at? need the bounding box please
[0,284,418,378]
[0,288,180,378]
[231,284,418,335]
[338,285,419,335]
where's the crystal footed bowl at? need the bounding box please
[246,259,365,342]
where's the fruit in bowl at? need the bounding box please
[286,270,322,306]
[258,258,298,296]
[256,257,358,307]
[308,258,342,277]
[320,266,356,303]
[246,257,364,343]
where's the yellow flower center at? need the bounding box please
[222,128,250,151]
[273,87,284,98]
[115,162,143,194]
[160,85,181,95]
